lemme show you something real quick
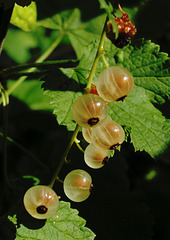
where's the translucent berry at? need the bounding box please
[92,116,125,150]
[82,127,93,143]
[84,143,110,169]
[23,185,59,219]
[96,66,134,102]
[89,85,110,105]
[63,169,93,202]
[72,94,108,128]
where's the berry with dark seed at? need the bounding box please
[84,143,110,169]
[91,116,125,151]
[23,185,59,219]
[72,93,108,128]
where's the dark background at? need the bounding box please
[0,0,170,239]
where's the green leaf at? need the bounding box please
[44,39,170,158]
[42,66,83,129]
[108,85,170,158]
[3,26,60,63]
[10,2,37,31]
[94,38,170,104]
[43,44,99,130]
[45,90,82,130]
[3,29,38,63]
[7,80,53,111]
[4,59,78,111]
[118,39,170,104]
[37,9,102,58]
[8,201,95,240]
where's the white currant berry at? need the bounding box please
[72,94,108,128]
[84,143,110,169]
[92,116,125,150]
[96,66,134,102]
[23,185,59,219]
[63,169,93,202]
[82,127,93,143]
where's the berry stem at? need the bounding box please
[84,17,108,94]
[75,138,85,153]
[101,53,109,68]
[49,124,80,188]
[56,177,64,184]
[49,17,109,187]
[118,3,126,15]
[0,131,48,169]
[0,83,10,187]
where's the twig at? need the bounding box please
[49,17,108,188]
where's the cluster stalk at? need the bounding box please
[49,17,108,188]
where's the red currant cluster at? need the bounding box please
[106,4,137,48]
[72,65,134,168]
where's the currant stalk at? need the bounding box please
[0,83,10,186]
[84,18,108,94]
[75,138,85,153]
[0,132,47,169]
[49,17,109,188]
[49,124,80,188]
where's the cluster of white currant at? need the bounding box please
[23,172,93,219]
[62,66,134,205]
[73,65,134,167]
[65,66,134,201]
[23,66,134,220]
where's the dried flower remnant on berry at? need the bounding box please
[106,4,137,48]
